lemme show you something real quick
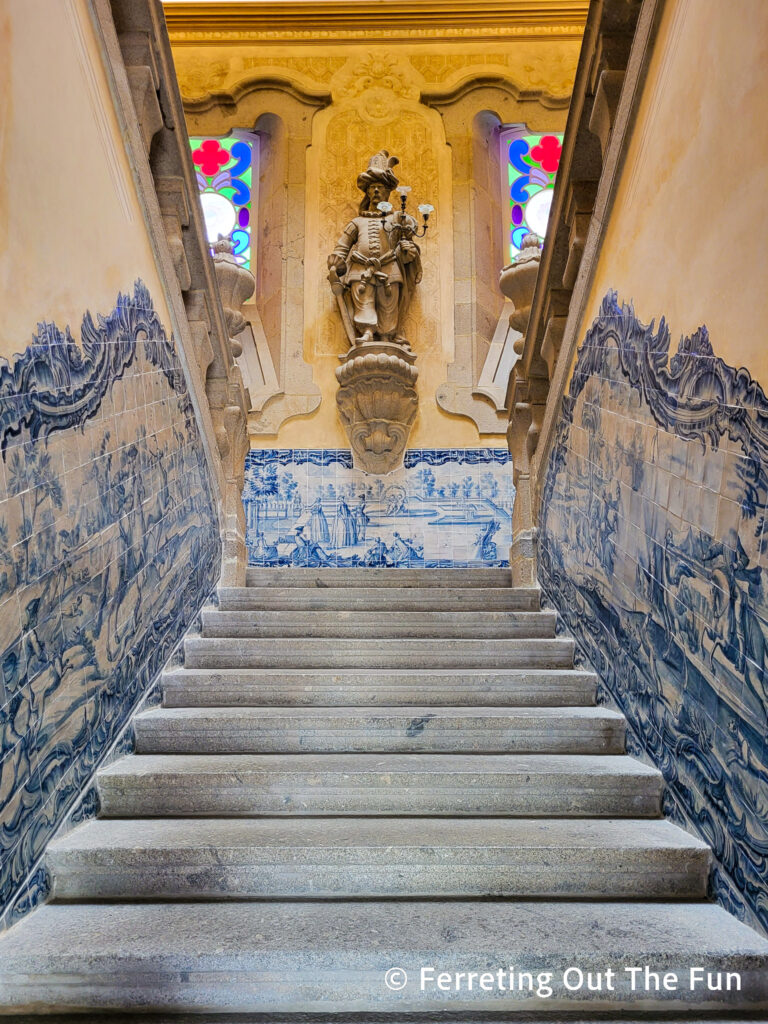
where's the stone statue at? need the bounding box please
[329,151,427,475]
[328,150,422,348]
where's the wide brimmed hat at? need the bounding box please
[357,150,400,193]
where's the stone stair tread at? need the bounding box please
[219,585,541,610]
[0,1017,758,1024]
[96,753,662,819]
[161,667,598,708]
[49,816,708,854]
[245,567,516,587]
[200,609,557,639]
[99,751,659,777]
[137,705,624,722]
[46,818,710,900]
[134,706,625,754]
[183,636,575,669]
[1,901,766,1014]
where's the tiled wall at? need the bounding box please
[0,282,220,926]
[243,448,513,567]
[540,291,768,934]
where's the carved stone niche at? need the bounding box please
[336,341,418,475]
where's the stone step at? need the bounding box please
[96,753,662,818]
[183,637,575,670]
[0,1016,755,1024]
[1,901,766,1015]
[134,706,625,754]
[47,818,710,901]
[200,609,557,640]
[219,585,541,611]
[246,567,515,588]
[161,667,598,708]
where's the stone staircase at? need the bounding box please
[1,568,767,1018]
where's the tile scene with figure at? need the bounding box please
[540,290,768,933]
[0,282,220,925]
[243,449,514,568]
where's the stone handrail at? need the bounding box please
[502,0,662,586]
[90,0,254,584]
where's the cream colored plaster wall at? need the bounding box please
[172,36,577,449]
[0,0,173,358]
[579,0,768,373]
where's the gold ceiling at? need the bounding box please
[162,1,589,42]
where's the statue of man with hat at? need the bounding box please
[327,150,422,349]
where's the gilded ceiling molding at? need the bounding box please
[169,27,586,44]
[163,1,588,42]
[180,76,332,114]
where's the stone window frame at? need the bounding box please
[425,83,567,436]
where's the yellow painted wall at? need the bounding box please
[0,0,173,359]
[172,35,579,449]
[579,0,768,373]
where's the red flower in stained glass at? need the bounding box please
[192,140,230,177]
[530,135,562,174]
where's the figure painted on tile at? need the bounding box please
[385,485,407,516]
[251,533,278,565]
[703,537,767,703]
[473,520,500,561]
[390,532,423,565]
[353,496,370,543]
[327,151,422,348]
[333,498,357,548]
[307,497,330,544]
[362,536,392,567]
[291,526,332,567]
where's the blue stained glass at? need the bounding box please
[190,134,255,270]
[501,125,564,262]
[231,229,249,256]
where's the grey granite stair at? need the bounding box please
[1,901,766,1015]
[3,566,764,1020]
[96,752,663,818]
[245,567,516,587]
[161,667,599,707]
[200,608,558,639]
[219,584,541,611]
[47,817,710,900]
[133,705,626,754]
[184,636,576,669]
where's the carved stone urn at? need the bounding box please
[499,232,541,336]
[335,340,418,475]
[212,235,255,357]
[328,151,426,474]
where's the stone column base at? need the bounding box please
[509,529,539,588]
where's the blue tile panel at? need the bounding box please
[540,290,768,934]
[243,448,514,568]
[0,282,220,924]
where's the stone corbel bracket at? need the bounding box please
[336,343,419,476]
[504,0,659,586]
[89,0,251,585]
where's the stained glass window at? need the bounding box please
[189,133,258,269]
[500,125,564,261]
